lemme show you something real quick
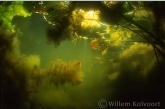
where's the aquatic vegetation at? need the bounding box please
[24,55,40,70]
[81,10,101,28]
[0,1,31,30]
[119,42,157,76]
[1,1,165,109]
[1,20,84,108]
[133,9,155,30]
[119,42,154,58]
[109,31,123,46]
[71,9,101,28]
[46,59,83,86]
[103,1,121,9]
[108,27,133,47]
[90,39,99,50]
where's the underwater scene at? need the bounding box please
[1,1,165,109]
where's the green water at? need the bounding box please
[1,1,165,109]
[17,14,113,109]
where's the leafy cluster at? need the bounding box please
[0,1,31,30]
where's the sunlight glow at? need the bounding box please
[71,9,101,28]
[83,10,100,20]
[81,10,101,28]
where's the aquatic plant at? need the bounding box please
[90,39,99,50]
[0,1,31,30]
[1,1,165,109]
[46,59,83,86]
